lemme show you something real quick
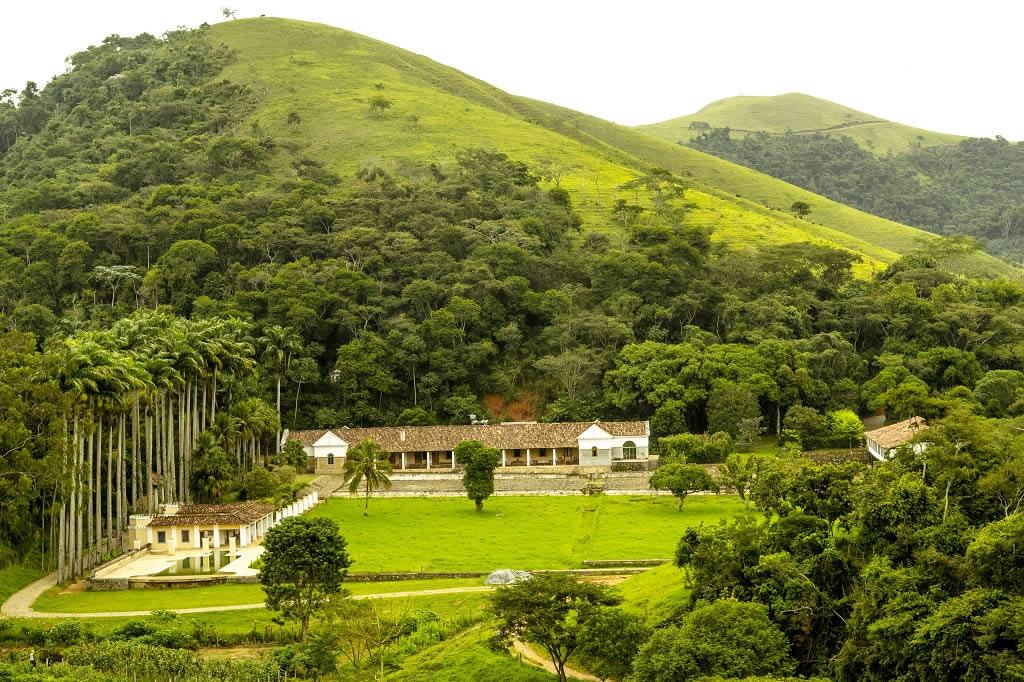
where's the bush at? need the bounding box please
[242,467,279,500]
[659,432,734,463]
[45,620,82,646]
[111,619,155,640]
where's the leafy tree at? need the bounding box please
[631,600,795,681]
[342,439,392,516]
[650,462,719,510]
[242,467,280,500]
[490,574,620,682]
[791,201,811,218]
[828,409,864,449]
[659,432,733,464]
[368,95,392,117]
[707,383,760,437]
[575,607,651,681]
[260,516,351,640]
[457,440,500,511]
[719,452,759,509]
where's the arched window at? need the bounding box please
[327,453,335,465]
[623,441,637,459]
[591,446,598,457]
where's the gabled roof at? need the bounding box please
[150,502,278,527]
[864,416,928,449]
[288,421,647,452]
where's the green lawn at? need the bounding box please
[32,577,487,613]
[615,562,691,623]
[309,494,747,572]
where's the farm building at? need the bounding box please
[864,416,928,461]
[286,420,650,473]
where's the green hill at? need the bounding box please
[207,19,1011,277]
[636,93,965,154]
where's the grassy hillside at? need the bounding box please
[519,99,1015,278]
[636,93,965,154]
[206,19,1012,277]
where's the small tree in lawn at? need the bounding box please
[342,439,393,516]
[260,516,351,641]
[368,95,392,117]
[791,200,811,218]
[490,574,620,682]
[458,439,500,511]
[650,462,719,511]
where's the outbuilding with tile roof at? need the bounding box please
[864,416,928,461]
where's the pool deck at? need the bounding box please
[102,542,265,579]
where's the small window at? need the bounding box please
[181,529,190,543]
[591,446,598,457]
[157,531,166,544]
[327,453,335,465]
[623,441,637,460]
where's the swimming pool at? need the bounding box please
[153,550,241,576]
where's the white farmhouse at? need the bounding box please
[286,420,650,473]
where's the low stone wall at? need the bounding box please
[86,544,151,589]
[335,469,662,498]
[581,558,670,568]
[346,567,649,582]
[804,449,872,465]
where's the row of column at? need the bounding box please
[394,448,566,469]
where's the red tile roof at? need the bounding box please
[150,502,277,527]
[864,416,928,449]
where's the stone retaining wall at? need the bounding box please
[335,470,664,498]
[804,449,872,465]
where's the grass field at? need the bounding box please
[207,19,1014,279]
[392,625,556,681]
[32,577,486,613]
[307,495,748,572]
[616,562,691,622]
[635,93,966,154]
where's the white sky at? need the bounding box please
[3,0,1021,139]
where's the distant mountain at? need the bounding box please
[635,93,965,154]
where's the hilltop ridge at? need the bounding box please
[635,92,965,154]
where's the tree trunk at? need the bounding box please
[73,415,82,578]
[146,404,153,513]
[57,503,66,586]
[475,500,483,512]
[364,477,370,516]
[132,394,140,508]
[92,416,100,565]
[118,415,125,551]
[943,479,952,521]
[276,362,282,452]
[106,414,113,555]
[86,414,94,570]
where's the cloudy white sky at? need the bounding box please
[3,0,1021,139]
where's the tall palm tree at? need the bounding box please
[342,439,393,516]
[258,325,301,450]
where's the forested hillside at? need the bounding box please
[688,128,1024,263]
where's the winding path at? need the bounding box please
[0,573,495,619]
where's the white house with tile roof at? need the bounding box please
[285,420,650,473]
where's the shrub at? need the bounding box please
[242,467,279,500]
[659,432,734,463]
[45,620,82,646]
[784,405,829,449]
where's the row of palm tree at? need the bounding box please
[47,312,284,585]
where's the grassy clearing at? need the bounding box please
[32,578,487,613]
[635,93,965,154]
[615,563,690,623]
[308,495,748,572]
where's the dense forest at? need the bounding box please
[688,128,1024,263]
[0,23,1023,680]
